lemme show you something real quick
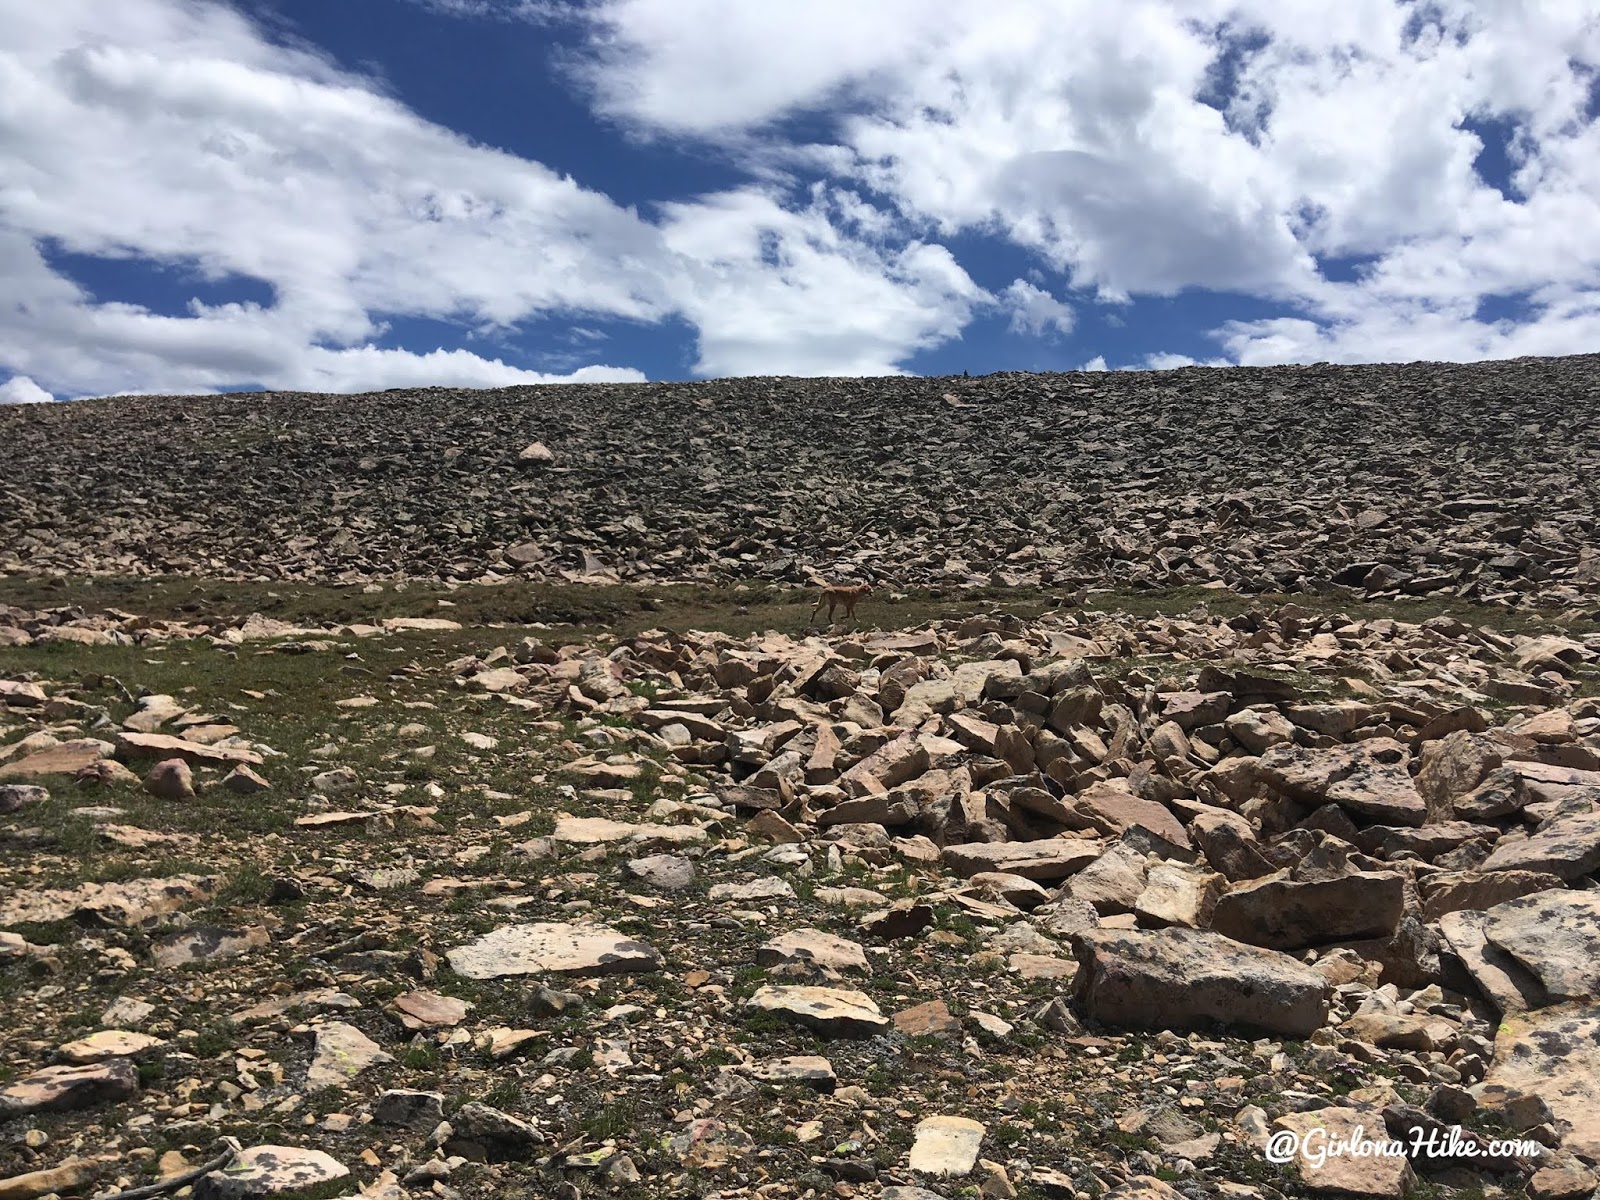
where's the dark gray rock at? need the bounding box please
[1070,927,1329,1037]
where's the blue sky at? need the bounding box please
[3,0,1599,402]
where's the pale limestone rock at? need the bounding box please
[1271,1107,1415,1197]
[194,1145,350,1199]
[1484,1002,1600,1161]
[757,929,868,972]
[908,1114,986,1177]
[744,985,888,1037]
[447,922,661,979]
[307,1022,393,1090]
[56,1030,165,1064]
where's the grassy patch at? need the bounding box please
[583,1096,643,1141]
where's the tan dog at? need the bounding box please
[811,581,873,625]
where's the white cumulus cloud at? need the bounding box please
[270,347,647,394]
[657,187,989,376]
[0,0,985,398]
[564,0,1600,362]
[1000,280,1074,337]
[0,374,55,404]
[8,0,1600,396]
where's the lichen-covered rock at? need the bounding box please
[193,1145,350,1199]
[0,1059,138,1118]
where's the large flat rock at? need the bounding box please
[1484,1002,1600,1162]
[0,1059,138,1118]
[907,1114,986,1177]
[756,929,868,972]
[0,875,217,929]
[1419,869,1565,921]
[194,1145,350,1200]
[551,816,707,846]
[1070,927,1329,1037]
[1258,740,1427,826]
[747,1055,838,1090]
[744,985,888,1038]
[942,838,1102,882]
[1480,812,1600,880]
[1482,889,1600,1002]
[1210,870,1406,951]
[1067,781,1192,849]
[114,731,262,766]
[0,740,114,780]
[1272,1106,1416,1197]
[56,1030,166,1065]
[307,1022,394,1090]
[1438,909,1549,1014]
[447,922,661,979]
[152,925,270,968]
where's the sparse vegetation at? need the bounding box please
[2,553,1595,1200]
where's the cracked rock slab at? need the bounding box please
[0,875,217,929]
[1438,909,1549,1014]
[151,924,270,968]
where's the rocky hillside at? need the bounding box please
[2,597,1600,1198]
[3,356,1599,599]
